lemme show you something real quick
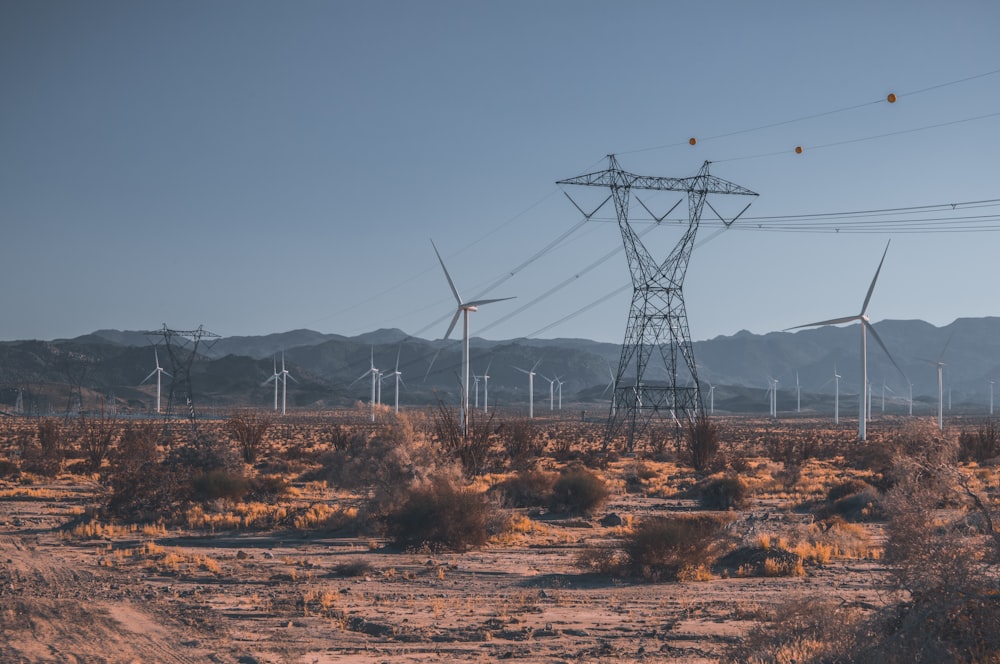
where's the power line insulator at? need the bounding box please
[887,93,897,103]
[689,137,697,145]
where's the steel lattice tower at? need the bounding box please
[141,324,221,422]
[558,156,757,451]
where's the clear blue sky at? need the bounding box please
[2,1,998,344]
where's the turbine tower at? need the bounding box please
[264,356,281,411]
[787,242,905,441]
[707,383,715,415]
[558,156,757,451]
[481,360,492,414]
[989,380,995,416]
[432,240,513,434]
[352,348,379,422]
[515,358,542,419]
[385,347,405,414]
[277,353,295,416]
[140,348,171,414]
[834,365,841,424]
[921,333,952,431]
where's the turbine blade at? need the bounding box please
[395,346,401,372]
[444,309,461,340]
[938,330,955,362]
[287,373,298,383]
[161,370,171,378]
[860,240,890,315]
[531,357,543,372]
[140,370,157,385]
[423,348,441,383]
[431,239,463,305]
[786,314,860,330]
[865,320,907,383]
[464,296,516,307]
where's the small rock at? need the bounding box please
[263,551,274,559]
[236,550,249,560]
[600,513,623,527]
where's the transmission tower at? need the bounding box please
[558,156,757,451]
[141,324,221,422]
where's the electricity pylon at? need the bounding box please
[558,156,757,451]
[141,324,221,422]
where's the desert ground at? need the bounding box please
[2,407,998,663]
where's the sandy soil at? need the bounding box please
[1,475,894,664]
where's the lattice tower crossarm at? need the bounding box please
[557,156,757,451]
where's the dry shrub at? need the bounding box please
[958,419,1000,463]
[697,474,751,510]
[316,412,443,515]
[191,469,249,502]
[497,417,543,469]
[433,399,497,477]
[550,466,609,516]
[77,400,118,470]
[491,469,556,508]
[716,546,804,578]
[385,477,494,552]
[623,514,731,581]
[103,421,173,520]
[684,414,720,472]
[729,599,862,663]
[22,418,66,476]
[332,559,374,577]
[224,410,272,464]
[580,514,731,582]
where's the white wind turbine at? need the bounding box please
[766,376,778,418]
[834,365,841,424]
[264,356,281,411]
[540,374,557,411]
[555,377,564,410]
[603,363,617,415]
[278,353,296,416]
[473,374,481,409]
[787,241,905,441]
[481,360,493,414]
[989,380,995,416]
[515,358,543,419]
[921,333,953,431]
[352,348,379,422]
[384,348,404,414]
[140,348,171,414]
[707,382,715,415]
[796,373,801,414]
[432,240,513,434]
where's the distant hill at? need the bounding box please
[3,317,1000,416]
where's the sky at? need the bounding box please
[2,1,999,344]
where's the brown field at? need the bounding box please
[1,408,998,663]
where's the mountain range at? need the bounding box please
[2,317,1000,417]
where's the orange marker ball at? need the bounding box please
[795,146,803,154]
[689,137,697,145]
[887,93,897,103]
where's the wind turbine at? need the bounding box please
[989,380,995,416]
[834,365,841,424]
[555,377,564,410]
[515,358,543,419]
[707,382,715,415]
[540,374,557,411]
[921,333,953,431]
[602,362,617,415]
[481,360,492,414]
[472,374,481,409]
[796,373,801,414]
[787,241,905,441]
[264,356,281,411]
[277,353,296,416]
[766,376,778,418]
[384,347,404,414]
[432,240,513,434]
[140,348,171,414]
[352,348,379,422]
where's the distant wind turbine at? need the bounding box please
[481,360,492,413]
[351,347,379,422]
[787,241,905,441]
[796,373,801,414]
[540,374,557,411]
[921,332,953,431]
[602,363,617,415]
[555,377,564,410]
[515,358,543,419]
[707,382,715,415]
[989,380,995,416]
[834,365,841,424]
[264,357,280,411]
[273,353,296,416]
[384,347,405,414]
[140,348,171,414]
[432,240,513,434]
